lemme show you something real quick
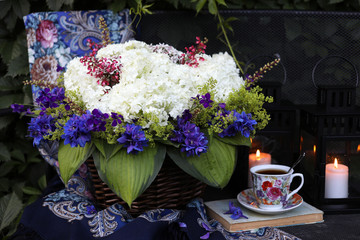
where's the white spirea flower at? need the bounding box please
[64,40,244,128]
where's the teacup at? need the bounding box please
[250,164,304,210]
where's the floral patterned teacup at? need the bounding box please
[250,164,304,210]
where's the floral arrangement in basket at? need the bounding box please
[13,25,279,206]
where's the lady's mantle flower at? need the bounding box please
[117,124,148,154]
[61,113,92,148]
[224,201,248,220]
[28,114,56,146]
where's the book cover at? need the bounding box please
[205,199,323,232]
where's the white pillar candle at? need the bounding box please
[325,158,349,198]
[248,149,271,187]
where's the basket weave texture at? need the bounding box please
[87,157,207,216]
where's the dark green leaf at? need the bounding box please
[37,174,47,190]
[6,54,29,77]
[168,137,236,188]
[58,141,94,186]
[46,0,66,11]
[0,192,23,231]
[100,144,166,206]
[208,0,218,15]
[328,0,344,3]
[0,161,14,177]
[216,0,227,6]
[11,0,30,19]
[108,1,127,12]
[284,19,302,41]
[22,186,42,195]
[0,178,10,192]
[0,143,11,162]
[3,10,17,31]
[0,76,24,91]
[0,0,12,19]
[0,93,24,108]
[195,0,207,13]
[0,115,15,132]
[10,149,25,162]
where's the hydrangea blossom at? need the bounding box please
[64,40,244,128]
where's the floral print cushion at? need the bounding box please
[24,10,134,97]
[23,10,134,193]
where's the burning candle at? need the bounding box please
[248,149,271,187]
[325,158,349,198]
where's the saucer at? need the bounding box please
[237,188,303,215]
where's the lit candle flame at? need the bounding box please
[357,144,360,152]
[334,158,338,169]
[256,149,261,160]
[313,145,316,154]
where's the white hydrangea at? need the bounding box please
[64,40,244,128]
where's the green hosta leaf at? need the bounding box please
[92,138,122,160]
[0,192,23,231]
[98,144,166,207]
[168,136,236,188]
[58,141,94,186]
[215,133,251,147]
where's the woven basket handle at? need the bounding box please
[245,53,287,85]
[312,55,359,89]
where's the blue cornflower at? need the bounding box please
[199,93,213,108]
[61,113,92,147]
[28,114,55,146]
[117,124,148,154]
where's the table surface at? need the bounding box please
[280,213,360,240]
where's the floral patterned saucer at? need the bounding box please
[237,188,303,215]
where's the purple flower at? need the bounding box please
[11,104,25,113]
[218,110,257,138]
[35,87,66,108]
[61,113,92,147]
[86,109,108,132]
[117,124,148,154]
[170,118,208,157]
[199,93,213,108]
[111,112,123,127]
[224,201,248,220]
[28,114,55,145]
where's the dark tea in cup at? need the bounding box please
[255,169,288,175]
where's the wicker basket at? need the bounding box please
[87,157,207,216]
